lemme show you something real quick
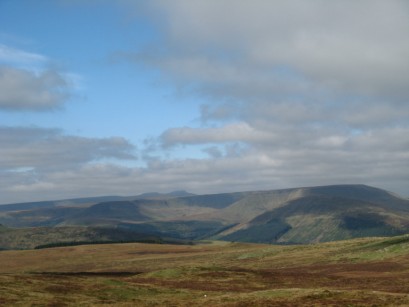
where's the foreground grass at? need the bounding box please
[0,235,409,306]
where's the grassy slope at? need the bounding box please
[1,235,409,306]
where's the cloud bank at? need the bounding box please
[0,126,137,203]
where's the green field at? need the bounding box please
[1,235,409,306]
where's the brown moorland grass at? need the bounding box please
[0,236,409,306]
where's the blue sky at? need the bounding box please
[0,1,198,141]
[0,0,408,204]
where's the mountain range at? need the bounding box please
[1,184,408,249]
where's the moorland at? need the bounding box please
[1,235,409,306]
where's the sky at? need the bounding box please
[0,0,408,204]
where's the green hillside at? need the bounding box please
[218,194,409,243]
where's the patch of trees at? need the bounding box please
[34,238,164,249]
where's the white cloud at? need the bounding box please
[0,43,78,111]
[0,66,72,110]
[0,126,136,172]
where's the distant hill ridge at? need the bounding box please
[0,184,408,248]
[0,191,196,212]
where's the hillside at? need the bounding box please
[0,184,408,248]
[216,185,409,243]
[0,226,168,250]
[219,195,409,243]
[1,235,409,306]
